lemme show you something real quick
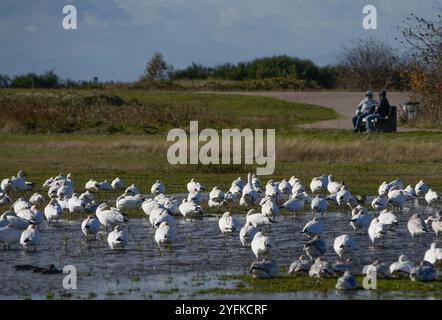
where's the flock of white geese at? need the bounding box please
[1,170,442,290]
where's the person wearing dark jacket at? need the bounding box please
[365,91,390,132]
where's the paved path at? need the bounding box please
[233,91,410,130]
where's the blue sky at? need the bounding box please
[0,0,438,81]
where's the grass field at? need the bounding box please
[1,89,442,211]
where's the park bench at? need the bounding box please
[360,106,397,133]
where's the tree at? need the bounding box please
[338,37,400,90]
[142,52,173,81]
[0,74,10,88]
[398,5,442,123]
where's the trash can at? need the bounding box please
[403,102,420,120]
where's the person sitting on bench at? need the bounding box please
[352,91,378,133]
[365,91,390,133]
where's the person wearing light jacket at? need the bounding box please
[352,91,378,133]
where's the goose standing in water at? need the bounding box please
[111,177,125,190]
[425,213,442,236]
[96,203,128,231]
[17,206,44,228]
[0,211,31,230]
[239,221,258,246]
[333,234,356,259]
[116,193,144,210]
[107,225,128,250]
[282,192,305,214]
[332,258,360,275]
[327,175,341,195]
[44,199,63,223]
[389,255,415,278]
[301,217,324,238]
[415,180,429,197]
[350,209,371,233]
[13,198,31,214]
[363,260,391,278]
[187,189,203,205]
[407,213,428,240]
[309,257,334,278]
[151,180,165,195]
[371,195,387,211]
[378,210,398,230]
[20,225,41,252]
[150,207,174,229]
[303,235,327,259]
[251,232,272,259]
[425,189,440,206]
[250,259,278,279]
[403,185,418,201]
[68,194,86,214]
[424,243,442,267]
[208,186,225,208]
[155,221,175,245]
[260,196,279,221]
[178,199,203,220]
[310,176,326,194]
[240,173,258,207]
[229,177,244,199]
[81,215,101,240]
[218,212,239,234]
[335,271,357,290]
[278,179,292,197]
[387,187,406,211]
[368,217,388,246]
[0,225,21,249]
[410,261,437,282]
[311,194,328,216]
[336,185,352,206]
[288,255,313,276]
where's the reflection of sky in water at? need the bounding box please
[0,200,441,299]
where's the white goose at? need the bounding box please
[245,209,271,228]
[1,178,14,193]
[151,180,165,195]
[187,189,203,204]
[415,180,429,197]
[96,203,128,230]
[378,181,390,196]
[251,232,272,259]
[141,198,162,216]
[116,193,144,210]
[0,225,21,249]
[310,177,325,194]
[107,225,128,250]
[336,185,352,206]
[17,205,44,227]
[301,217,324,238]
[0,211,31,230]
[97,180,112,191]
[368,217,388,245]
[371,195,387,211]
[44,199,63,222]
[260,196,279,220]
[425,189,440,206]
[389,178,404,190]
[155,221,175,245]
[327,175,341,195]
[407,213,427,239]
[350,209,371,233]
[218,212,239,234]
[424,243,442,266]
[68,193,85,214]
[311,194,328,216]
[240,173,258,207]
[85,179,99,192]
[229,177,244,198]
[239,221,258,246]
[20,225,41,251]
[278,179,292,195]
[387,187,406,211]
[333,234,355,259]
[187,178,204,193]
[178,199,203,219]
[425,213,442,236]
[390,255,415,278]
[208,186,225,208]
[111,177,125,190]
[29,193,46,206]
[0,192,12,206]
[282,192,305,214]
[378,210,398,230]
[13,198,31,214]
[81,215,100,240]
[125,184,140,196]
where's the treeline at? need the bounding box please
[0,71,104,89]
[171,56,342,89]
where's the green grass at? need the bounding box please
[191,274,442,297]
[0,89,337,134]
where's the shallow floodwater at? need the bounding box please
[0,200,441,300]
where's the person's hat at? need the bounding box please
[379,90,387,97]
[365,91,374,97]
